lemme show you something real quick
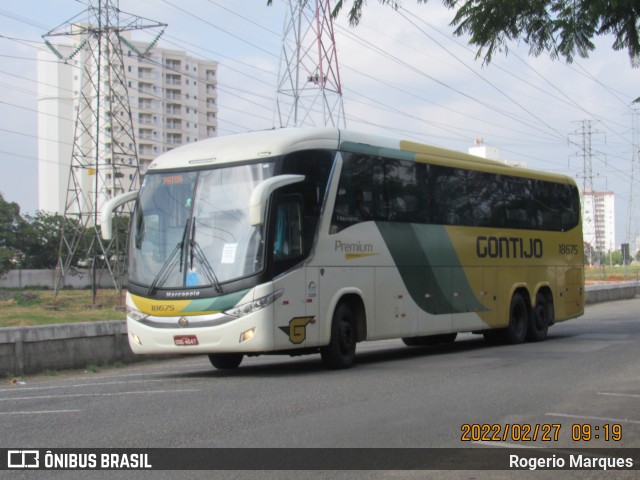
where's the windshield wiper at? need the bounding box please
[189,219,223,293]
[147,220,190,296]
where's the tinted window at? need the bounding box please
[331,151,579,232]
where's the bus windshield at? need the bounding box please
[129,161,276,290]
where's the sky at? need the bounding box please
[1,0,639,250]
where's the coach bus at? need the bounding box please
[101,128,584,369]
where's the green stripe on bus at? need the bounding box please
[376,222,485,315]
[180,288,251,313]
[339,141,416,162]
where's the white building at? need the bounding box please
[37,38,218,214]
[581,190,615,253]
[468,140,527,168]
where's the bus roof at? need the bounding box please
[148,128,341,170]
[147,127,576,185]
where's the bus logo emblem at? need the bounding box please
[279,317,314,344]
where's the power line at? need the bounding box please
[395,7,567,144]
[158,0,279,59]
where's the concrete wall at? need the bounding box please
[585,281,639,304]
[0,321,142,376]
[0,282,637,376]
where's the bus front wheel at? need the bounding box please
[208,353,244,370]
[321,303,357,369]
[502,292,529,344]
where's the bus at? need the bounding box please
[101,128,584,369]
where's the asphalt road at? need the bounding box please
[1,298,639,479]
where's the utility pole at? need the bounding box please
[569,120,606,265]
[44,0,166,301]
[275,0,346,128]
[626,109,639,257]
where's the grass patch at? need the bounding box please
[0,289,126,328]
[85,364,100,373]
[585,264,640,283]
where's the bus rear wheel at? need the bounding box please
[501,292,529,344]
[321,303,357,369]
[527,291,551,342]
[208,353,244,370]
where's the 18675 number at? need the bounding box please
[559,244,578,255]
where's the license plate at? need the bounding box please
[174,335,198,346]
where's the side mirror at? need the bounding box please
[100,190,139,240]
[249,175,305,226]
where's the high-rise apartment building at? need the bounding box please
[581,190,615,253]
[37,39,218,214]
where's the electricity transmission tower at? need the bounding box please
[43,0,165,299]
[569,120,606,264]
[275,0,346,128]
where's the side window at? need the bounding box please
[559,184,580,231]
[279,149,334,251]
[331,153,383,233]
[535,180,562,231]
[385,159,422,222]
[469,172,505,227]
[504,176,535,229]
[431,165,471,226]
[273,195,303,261]
[532,180,579,231]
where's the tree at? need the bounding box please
[20,211,66,269]
[0,193,26,275]
[328,1,640,94]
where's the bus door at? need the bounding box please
[304,267,321,347]
[271,194,320,349]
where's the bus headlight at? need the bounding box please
[239,328,256,343]
[224,289,283,318]
[127,306,149,322]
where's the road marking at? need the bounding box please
[0,409,82,415]
[597,392,640,398]
[546,412,640,424]
[0,389,201,402]
[0,378,188,393]
[0,368,214,393]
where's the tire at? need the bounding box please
[501,292,529,344]
[321,303,357,369]
[526,291,551,342]
[402,333,457,346]
[208,353,243,370]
